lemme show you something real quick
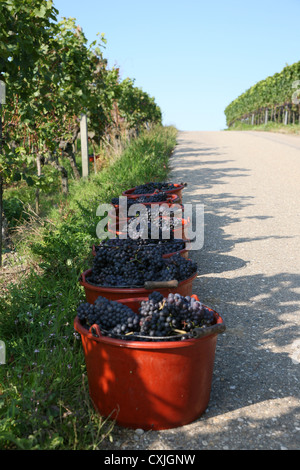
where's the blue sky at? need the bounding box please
[53,0,300,131]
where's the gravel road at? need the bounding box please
[103,130,300,451]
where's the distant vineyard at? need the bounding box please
[224,61,300,127]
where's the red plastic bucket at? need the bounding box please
[74,295,225,430]
[79,269,197,303]
[107,217,190,241]
[122,183,185,203]
[112,194,181,219]
[113,192,180,207]
[107,202,184,232]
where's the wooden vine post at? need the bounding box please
[35,153,42,214]
[80,113,89,178]
[0,103,3,268]
[0,81,5,267]
[265,108,268,124]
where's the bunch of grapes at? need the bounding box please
[139,291,173,338]
[135,193,169,203]
[122,205,183,235]
[86,247,197,288]
[77,295,140,339]
[125,217,183,241]
[152,239,186,255]
[95,237,186,257]
[164,253,197,281]
[77,291,215,342]
[124,204,181,221]
[131,182,177,195]
[111,192,169,208]
[138,291,215,341]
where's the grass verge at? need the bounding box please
[0,124,178,450]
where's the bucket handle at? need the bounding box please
[192,322,226,339]
[89,324,102,337]
[144,280,178,289]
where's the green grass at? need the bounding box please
[225,121,300,135]
[0,124,178,450]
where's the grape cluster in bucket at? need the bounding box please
[77,291,216,342]
[77,181,223,342]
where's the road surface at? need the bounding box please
[107,130,300,451]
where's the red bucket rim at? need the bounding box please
[113,193,181,204]
[91,239,190,257]
[122,183,185,197]
[91,247,189,258]
[107,216,190,238]
[108,202,185,219]
[79,268,197,294]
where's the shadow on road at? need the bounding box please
[161,140,300,448]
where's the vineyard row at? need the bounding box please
[224,61,300,127]
[229,102,300,127]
